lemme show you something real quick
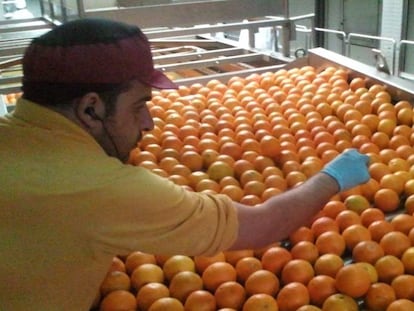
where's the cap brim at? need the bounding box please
[145,69,178,89]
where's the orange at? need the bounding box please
[341,224,371,251]
[406,195,414,214]
[125,251,157,274]
[370,128,389,150]
[224,249,254,266]
[169,271,203,302]
[282,160,301,175]
[196,179,220,193]
[201,149,220,168]
[243,180,266,197]
[361,114,380,133]
[184,290,216,311]
[310,216,339,237]
[369,162,392,182]
[261,246,292,276]
[259,135,281,158]
[360,207,385,227]
[374,188,401,212]
[136,282,170,311]
[343,194,371,215]
[168,174,190,186]
[253,155,275,173]
[99,271,131,297]
[130,263,164,291]
[401,247,414,274]
[201,261,237,292]
[220,184,244,202]
[380,173,405,195]
[368,219,395,242]
[276,282,310,311]
[391,214,414,235]
[193,252,226,274]
[244,269,280,296]
[162,255,195,282]
[335,263,371,298]
[285,171,307,188]
[159,156,180,173]
[296,306,322,311]
[214,281,246,310]
[404,180,414,197]
[235,256,263,283]
[242,293,278,311]
[289,226,315,245]
[233,159,255,179]
[220,141,243,161]
[315,231,346,256]
[391,274,414,300]
[154,254,171,267]
[261,187,283,201]
[394,100,412,112]
[99,289,137,311]
[379,231,411,258]
[377,119,397,137]
[397,107,413,126]
[241,138,261,153]
[147,297,184,311]
[375,255,405,283]
[239,169,264,187]
[364,282,396,311]
[321,293,358,311]
[335,209,361,232]
[379,149,399,165]
[219,176,241,188]
[386,299,414,311]
[352,240,384,264]
[307,275,337,307]
[290,241,319,264]
[322,200,346,219]
[388,158,410,174]
[281,258,314,285]
[313,253,344,278]
[300,158,323,178]
[240,194,262,206]
[397,145,414,160]
[179,150,203,172]
[207,160,235,182]
[107,256,126,274]
[355,261,378,283]
[262,166,284,179]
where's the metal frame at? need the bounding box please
[83,0,286,28]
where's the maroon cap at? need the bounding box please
[22,18,177,89]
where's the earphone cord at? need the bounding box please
[101,119,121,160]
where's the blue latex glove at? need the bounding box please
[321,149,370,191]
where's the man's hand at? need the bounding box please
[321,149,370,191]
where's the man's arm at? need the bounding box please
[229,149,370,250]
[230,172,338,250]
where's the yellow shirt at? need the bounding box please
[0,99,238,311]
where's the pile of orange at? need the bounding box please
[95,66,414,310]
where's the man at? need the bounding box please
[0,18,370,310]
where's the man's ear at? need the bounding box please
[75,92,106,129]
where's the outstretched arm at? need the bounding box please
[229,149,370,250]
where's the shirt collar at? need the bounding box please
[12,98,93,139]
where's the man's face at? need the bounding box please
[102,80,153,162]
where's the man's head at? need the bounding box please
[21,18,177,162]
[22,18,176,105]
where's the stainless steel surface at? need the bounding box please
[85,0,285,29]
